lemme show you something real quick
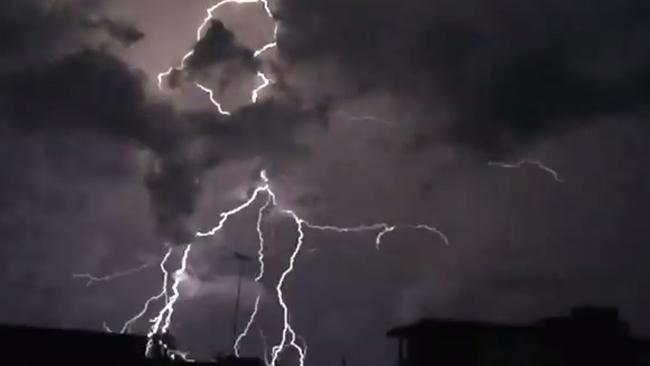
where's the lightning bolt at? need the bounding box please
[143,244,192,359]
[192,171,447,365]
[302,222,448,251]
[269,209,306,366]
[195,82,232,116]
[72,260,156,287]
[157,0,277,114]
[102,321,113,333]
[120,248,174,334]
[149,244,192,336]
[252,71,271,104]
[76,1,450,363]
[488,159,564,182]
[233,194,274,357]
[109,170,447,362]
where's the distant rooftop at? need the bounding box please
[387,305,628,338]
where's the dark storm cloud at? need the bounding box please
[2,1,650,364]
[187,20,256,74]
[84,17,145,47]
[0,42,194,242]
[1,49,182,152]
[276,0,650,153]
[0,0,141,65]
[0,0,323,243]
[0,0,80,68]
[164,19,257,90]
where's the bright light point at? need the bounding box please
[173,269,188,281]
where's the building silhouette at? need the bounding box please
[387,306,650,366]
[0,324,263,366]
[3,305,649,365]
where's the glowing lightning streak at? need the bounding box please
[488,159,564,182]
[158,0,277,114]
[235,296,262,357]
[73,261,155,287]
[255,197,274,283]
[90,4,452,363]
[196,82,232,116]
[120,248,174,334]
[149,244,193,336]
[260,329,271,365]
[298,335,308,361]
[102,322,113,333]
[302,222,449,250]
[196,186,272,238]
[124,170,446,363]
[270,210,306,366]
[252,71,271,104]
[144,244,192,358]
[233,194,274,356]
[407,224,450,247]
[195,171,446,364]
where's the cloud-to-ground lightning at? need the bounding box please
[193,171,446,365]
[72,260,156,287]
[269,209,306,366]
[488,159,564,182]
[233,194,274,357]
[106,169,448,363]
[149,244,192,336]
[157,0,277,114]
[143,244,192,358]
[119,248,174,334]
[302,222,448,251]
[94,1,448,362]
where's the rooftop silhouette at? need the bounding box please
[387,305,650,366]
[0,324,263,366]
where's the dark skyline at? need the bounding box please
[1,0,650,365]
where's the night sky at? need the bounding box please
[2,0,650,365]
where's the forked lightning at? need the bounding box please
[157,0,277,114]
[84,0,449,364]
[116,171,447,365]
